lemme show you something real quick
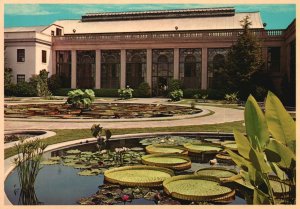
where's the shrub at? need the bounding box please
[118,86,134,100]
[169,89,183,101]
[253,86,268,102]
[5,82,37,97]
[94,89,119,97]
[224,92,239,104]
[52,88,73,96]
[66,89,95,109]
[29,69,51,97]
[136,82,151,97]
[4,68,13,87]
[168,79,182,93]
[48,74,62,93]
[183,89,200,98]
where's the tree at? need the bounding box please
[225,16,265,100]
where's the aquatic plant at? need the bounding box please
[227,92,296,204]
[104,165,174,187]
[163,175,235,202]
[195,167,237,179]
[66,89,95,109]
[91,124,112,151]
[13,139,47,204]
[142,153,191,170]
[145,144,188,155]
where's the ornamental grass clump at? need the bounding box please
[66,89,95,109]
[13,139,47,204]
[227,91,296,204]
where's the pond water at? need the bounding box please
[5,135,247,205]
[5,103,202,119]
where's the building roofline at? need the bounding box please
[81,7,236,22]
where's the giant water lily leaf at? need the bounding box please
[244,95,269,149]
[265,139,295,169]
[233,129,251,159]
[265,91,296,153]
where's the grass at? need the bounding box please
[178,99,244,110]
[4,120,244,159]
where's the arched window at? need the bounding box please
[179,49,201,89]
[126,50,146,88]
[76,50,95,89]
[101,50,121,89]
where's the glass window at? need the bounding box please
[17,49,25,62]
[126,49,147,88]
[56,28,62,36]
[207,48,229,89]
[42,50,47,63]
[56,51,71,88]
[179,48,201,89]
[51,30,55,36]
[17,74,25,83]
[267,47,281,72]
[101,50,120,89]
[76,50,96,89]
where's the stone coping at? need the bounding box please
[5,102,209,123]
[4,130,56,149]
[4,131,233,205]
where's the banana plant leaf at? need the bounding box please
[265,92,295,153]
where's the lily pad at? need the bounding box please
[183,143,223,154]
[163,175,235,202]
[66,149,81,155]
[195,167,238,179]
[146,144,188,155]
[104,165,174,187]
[142,153,191,170]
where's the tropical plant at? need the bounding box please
[169,89,183,101]
[91,124,112,151]
[224,92,239,104]
[13,139,47,204]
[226,91,296,204]
[118,86,134,99]
[66,89,95,109]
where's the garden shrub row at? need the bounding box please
[183,89,225,100]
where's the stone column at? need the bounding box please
[120,49,126,88]
[95,50,101,89]
[146,49,152,89]
[174,48,179,79]
[71,50,77,89]
[201,48,208,90]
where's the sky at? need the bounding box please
[4,4,296,29]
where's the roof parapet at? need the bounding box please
[81,7,235,22]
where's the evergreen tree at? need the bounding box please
[225,16,265,100]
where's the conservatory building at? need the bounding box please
[4,7,296,96]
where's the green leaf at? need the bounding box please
[269,162,287,180]
[227,149,249,171]
[265,139,295,169]
[249,148,271,174]
[244,95,269,149]
[265,91,296,153]
[253,188,272,204]
[233,129,251,159]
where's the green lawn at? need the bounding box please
[4,120,245,159]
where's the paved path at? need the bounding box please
[5,98,244,130]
